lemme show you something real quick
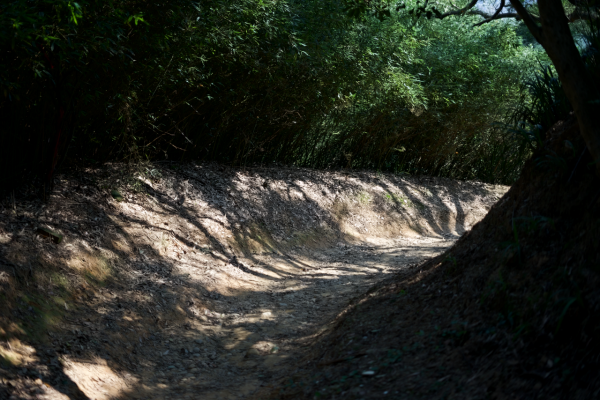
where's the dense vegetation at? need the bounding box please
[0,0,562,192]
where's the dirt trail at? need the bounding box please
[0,164,506,399]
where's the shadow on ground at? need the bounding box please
[0,163,502,399]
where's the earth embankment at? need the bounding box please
[0,164,506,399]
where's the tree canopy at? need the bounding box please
[347,0,600,173]
[2,0,595,192]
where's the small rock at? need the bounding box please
[245,348,260,358]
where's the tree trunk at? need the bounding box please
[515,0,600,173]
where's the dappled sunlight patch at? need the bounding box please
[0,232,11,245]
[232,222,278,255]
[0,347,23,367]
[0,339,37,367]
[109,236,134,254]
[63,357,135,400]
[0,163,504,398]
[82,255,112,285]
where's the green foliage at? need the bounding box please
[0,0,193,186]
[301,10,543,183]
[506,15,600,165]
[509,65,572,136]
[0,0,547,190]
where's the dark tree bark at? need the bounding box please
[510,0,600,174]
[431,0,600,173]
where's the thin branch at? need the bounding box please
[490,0,506,21]
[430,0,541,28]
[473,0,508,26]
[509,0,543,42]
[472,11,521,25]
[470,9,541,24]
[432,0,479,19]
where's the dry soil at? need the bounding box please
[0,163,506,399]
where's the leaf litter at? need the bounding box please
[0,162,505,399]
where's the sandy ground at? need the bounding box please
[0,163,506,399]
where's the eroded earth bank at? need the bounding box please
[0,164,506,399]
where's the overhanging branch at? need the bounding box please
[431,0,479,19]
[474,0,506,26]
[470,10,542,26]
[509,0,543,42]
[429,0,542,29]
[471,11,522,26]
